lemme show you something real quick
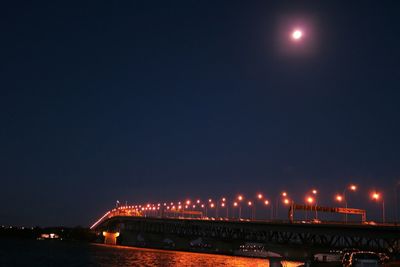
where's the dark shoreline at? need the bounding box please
[0,225,96,242]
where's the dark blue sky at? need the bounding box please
[1,1,400,226]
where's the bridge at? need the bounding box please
[90,205,400,260]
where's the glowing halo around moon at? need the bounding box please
[291,29,303,40]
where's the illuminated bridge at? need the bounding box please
[90,204,400,259]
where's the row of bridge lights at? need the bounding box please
[116,183,385,222]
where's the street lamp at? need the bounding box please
[233,202,238,219]
[264,199,273,220]
[275,191,288,220]
[201,204,206,218]
[305,196,314,221]
[343,184,357,223]
[371,191,385,223]
[395,182,400,224]
[237,195,243,219]
[248,201,254,220]
[311,189,318,220]
[221,198,228,218]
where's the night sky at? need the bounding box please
[1,1,400,227]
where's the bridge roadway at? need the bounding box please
[93,215,400,260]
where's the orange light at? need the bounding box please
[208,199,212,203]
[306,196,314,204]
[282,192,287,197]
[221,203,225,207]
[233,202,238,207]
[257,193,263,199]
[264,200,269,205]
[186,200,191,205]
[222,197,226,202]
[248,201,252,206]
[371,192,380,200]
[196,199,200,204]
[283,198,290,205]
[335,195,343,202]
[210,203,215,208]
[201,204,205,208]
[350,185,357,191]
[192,205,196,208]
[238,195,243,201]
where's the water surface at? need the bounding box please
[0,239,302,266]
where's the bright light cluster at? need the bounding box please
[90,183,388,228]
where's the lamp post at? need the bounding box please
[221,197,228,218]
[371,192,385,223]
[233,202,238,219]
[256,193,263,220]
[395,183,400,224]
[210,202,215,218]
[311,189,318,220]
[305,196,314,221]
[248,201,254,220]
[276,191,287,220]
[237,195,243,220]
[343,184,357,223]
[264,199,272,220]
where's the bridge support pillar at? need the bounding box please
[103,231,120,245]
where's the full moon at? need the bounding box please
[292,30,303,40]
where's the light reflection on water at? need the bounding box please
[0,239,302,267]
[91,244,302,267]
